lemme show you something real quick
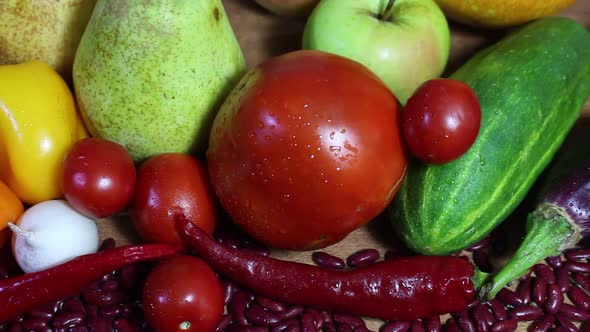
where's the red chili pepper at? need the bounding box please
[176,215,476,321]
[0,243,179,323]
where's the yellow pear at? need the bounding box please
[0,0,97,78]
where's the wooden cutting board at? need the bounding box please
[98,1,590,330]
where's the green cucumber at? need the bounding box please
[389,17,590,255]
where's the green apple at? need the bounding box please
[303,0,450,104]
[253,0,320,17]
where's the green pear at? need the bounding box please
[73,0,246,162]
[0,0,97,78]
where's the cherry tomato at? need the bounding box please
[207,50,408,251]
[131,153,217,250]
[143,255,224,332]
[62,138,136,218]
[402,78,481,164]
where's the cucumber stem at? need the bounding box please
[483,204,576,300]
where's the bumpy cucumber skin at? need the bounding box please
[390,17,590,255]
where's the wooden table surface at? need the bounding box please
[98,1,590,330]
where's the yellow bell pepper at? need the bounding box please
[0,61,88,205]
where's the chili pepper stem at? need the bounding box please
[7,222,36,246]
[472,267,489,290]
[483,203,578,300]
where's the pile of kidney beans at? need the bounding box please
[2,219,590,332]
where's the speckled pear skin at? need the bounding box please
[0,0,97,78]
[73,0,246,162]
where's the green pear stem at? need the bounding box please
[8,222,37,247]
[380,0,396,21]
[483,205,575,300]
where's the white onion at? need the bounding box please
[9,199,100,273]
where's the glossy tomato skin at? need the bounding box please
[143,255,224,332]
[131,153,217,250]
[403,78,481,164]
[62,138,136,218]
[208,50,408,251]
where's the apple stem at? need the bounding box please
[380,0,396,21]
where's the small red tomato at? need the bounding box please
[403,78,481,164]
[131,153,217,250]
[62,137,136,218]
[143,255,224,332]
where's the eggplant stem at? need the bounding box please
[483,204,575,300]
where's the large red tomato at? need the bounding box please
[207,50,408,251]
[130,153,217,250]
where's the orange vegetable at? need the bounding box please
[0,180,24,248]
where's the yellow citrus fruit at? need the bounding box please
[434,0,576,28]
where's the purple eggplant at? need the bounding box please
[483,130,590,300]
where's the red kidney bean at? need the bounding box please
[556,267,571,293]
[322,321,336,332]
[546,256,563,269]
[466,237,491,252]
[453,310,476,332]
[27,308,55,321]
[490,319,518,332]
[545,283,564,315]
[559,303,590,322]
[381,320,411,332]
[114,317,141,332]
[532,277,548,305]
[496,288,525,307]
[227,325,271,332]
[98,305,121,318]
[69,326,90,332]
[411,320,426,332]
[583,324,590,332]
[311,252,346,270]
[472,303,495,330]
[117,265,137,290]
[337,325,354,332]
[508,305,543,321]
[85,304,98,319]
[424,316,441,332]
[568,285,590,311]
[271,319,300,332]
[443,318,459,332]
[82,289,124,306]
[574,273,590,292]
[223,278,235,305]
[354,326,371,332]
[528,314,555,332]
[473,250,493,273]
[555,327,573,332]
[99,280,119,292]
[556,314,579,332]
[346,249,380,268]
[99,238,116,251]
[21,317,48,331]
[534,264,556,284]
[333,313,365,328]
[62,298,85,314]
[245,304,282,326]
[256,296,287,312]
[516,278,532,305]
[52,311,85,328]
[566,249,590,261]
[281,306,305,320]
[216,314,232,332]
[300,311,318,332]
[487,300,508,321]
[230,290,249,326]
[567,261,590,273]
